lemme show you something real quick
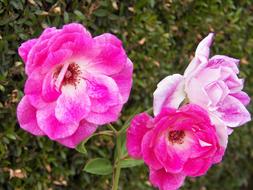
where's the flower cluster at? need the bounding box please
[17,24,250,190]
[127,33,251,189]
[17,23,133,148]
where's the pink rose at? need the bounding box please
[153,33,251,149]
[17,23,133,148]
[127,104,224,190]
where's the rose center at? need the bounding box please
[54,62,81,88]
[168,130,185,144]
[62,63,81,86]
[65,70,72,79]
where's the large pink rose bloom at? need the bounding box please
[127,104,224,190]
[153,33,251,149]
[17,23,133,148]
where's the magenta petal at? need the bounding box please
[149,168,186,190]
[41,49,73,73]
[26,28,58,74]
[24,68,47,109]
[27,94,47,109]
[18,39,37,63]
[17,96,44,136]
[84,74,123,125]
[230,91,250,106]
[94,33,122,47]
[217,95,251,127]
[126,113,153,159]
[223,69,244,92]
[24,68,43,95]
[42,71,60,102]
[88,33,127,75]
[154,134,184,173]
[142,131,163,170]
[111,58,133,103]
[62,23,92,38]
[55,80,91,124]
[208,55,240,74]
[56,120,98,148]
[183,158,211,177]
[86,74,121,113]
[36,103,79,140]
[49,33,93,56]
[153,74,186,116]
[85,104,123,125]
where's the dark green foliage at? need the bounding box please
[0,0,252,189]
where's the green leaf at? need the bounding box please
[64,12,69,23]
[119,159,144,168]
[74,10,85,20]
[93,9,108,17]
[84,158,113,175]
[75,141,87,155]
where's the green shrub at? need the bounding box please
[0,0,252,189]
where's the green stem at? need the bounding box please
[112,133,122,190]
[93,130,114,137]
[111,107,153,189]
[108,123,118,134]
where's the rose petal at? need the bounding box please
[111,58,133,103]
[230,91,250,106]
[84,74,123,125]
[24,68,47,109]
[153,74,186,116]
[217,95,251,127]
[205,81,229,106]
[17,96,44,136]
[86,74,121,113]
[87,33,127,75]
[42,70,61,102]
[149,168,186,190]
[183,158,211,177]
[56,120,98,148]
[184,33,214,78]
[55,79,91,124]
[185,78,210,107]
[209,113,228,148]
[18,39,37,63]
[41,49,73,74]
[85,104,123,125]
[154,133,185,173]
[195,33,214,58]
[36,103,79,140]
[208,55,240,74]
[142,131,163,170]
[126,113,153,158]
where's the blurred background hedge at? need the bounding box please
[0,0,252,189]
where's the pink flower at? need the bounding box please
[17,23,133,148]
[127,104,224,190]
[153,33,251,149]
